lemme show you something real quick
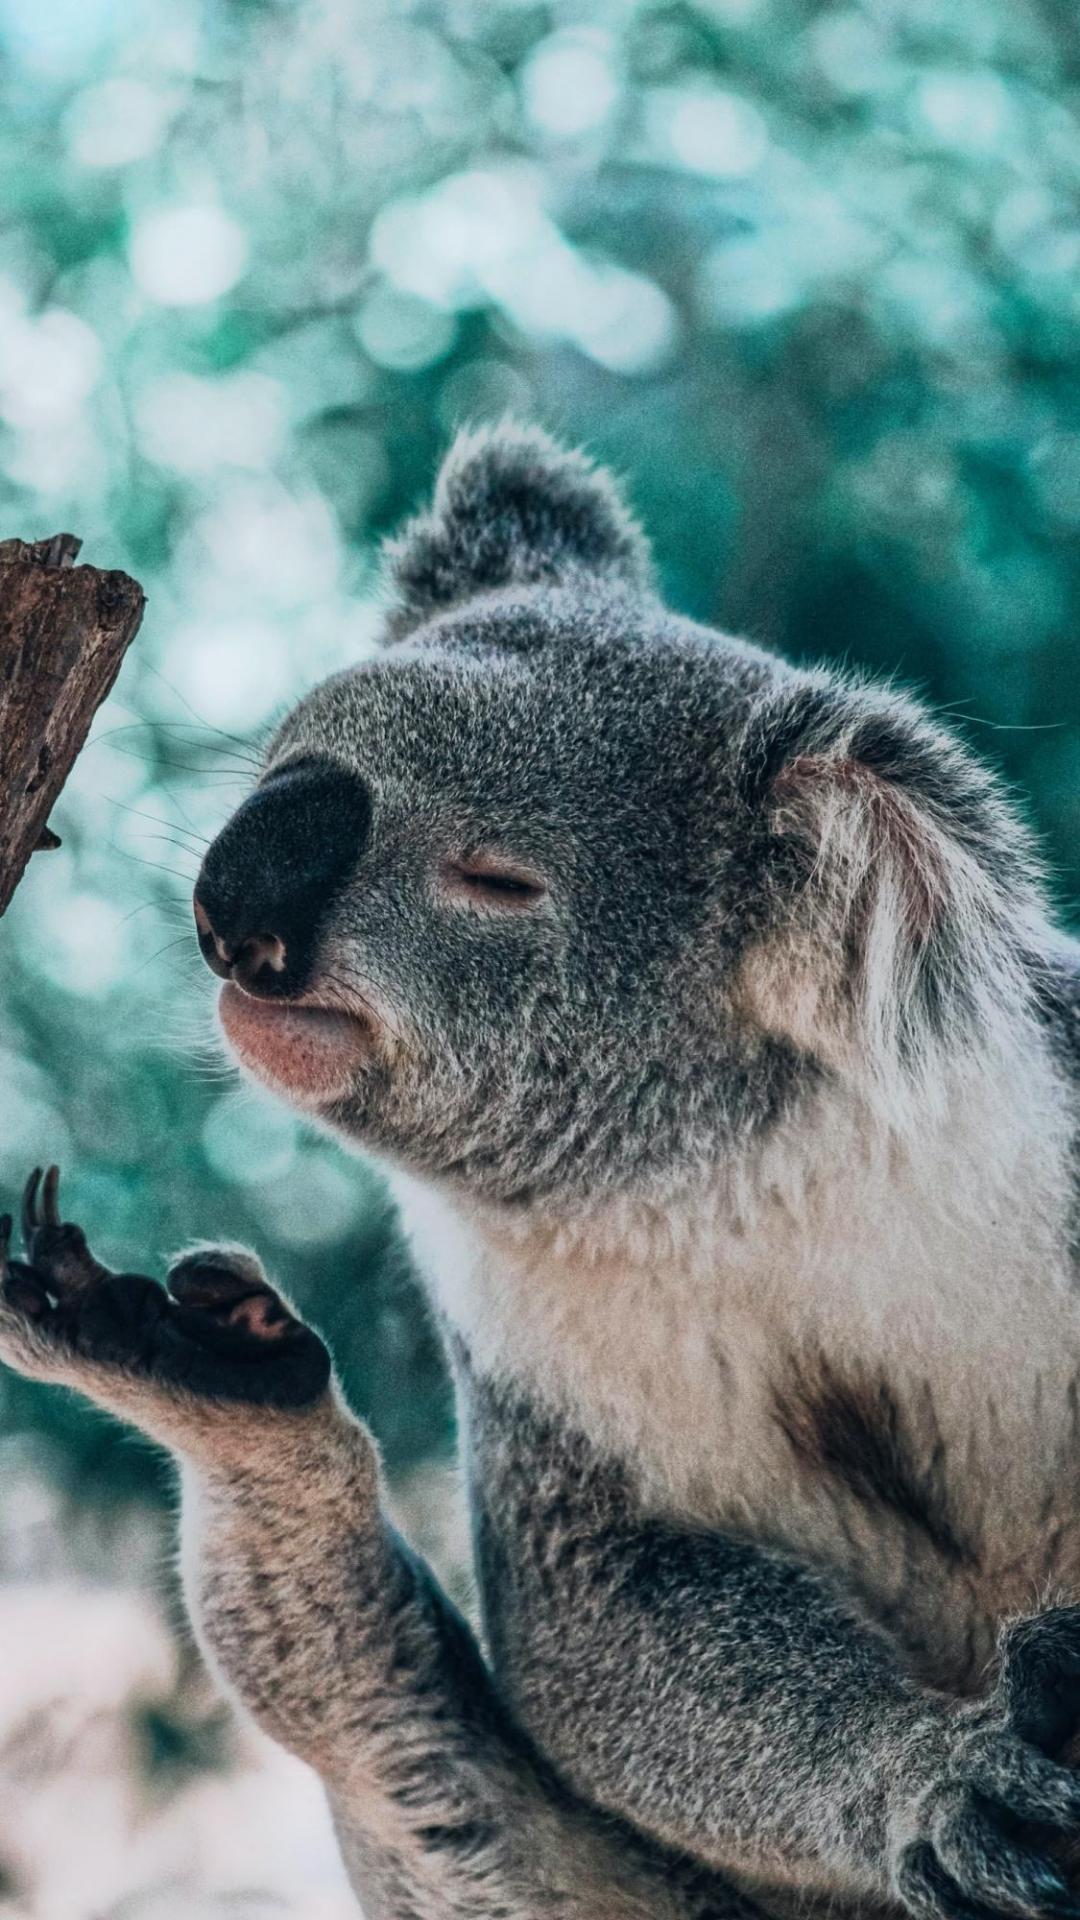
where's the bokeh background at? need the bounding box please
[0,0,1078,1911]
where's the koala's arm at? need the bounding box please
[180,1429,683,1919]
[180,1408,720,1920]
[468,1369,1080,1918]
[0,1181,748,1920]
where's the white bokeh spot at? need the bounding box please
[34,892,127,998]
[163,617,295,729]
[522,30,619,139]
[179,479,343,614]
[129,205,249,307]
[134,371,286,476]
[0,304,102,430]
[662,88,768,178]
[66,79,174,169]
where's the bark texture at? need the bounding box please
[0,534,144,915]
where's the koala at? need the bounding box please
[5,423,1080,1920]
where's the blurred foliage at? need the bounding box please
[0,0,1078,1503]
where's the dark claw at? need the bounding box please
[3,1260,52,1320]
[4,1173,331,1410]
[1026,1863,1072,1902]
[897,1842,999,1920]
[42,1164,60,1229]
[1000,1607,1080,1755]
[21,1168,42,1250]
[3,1208,50,1317]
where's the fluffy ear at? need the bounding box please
[381,422,653,640]
[741,677,1045,1110]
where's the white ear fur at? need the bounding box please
[741,688,1048,1126]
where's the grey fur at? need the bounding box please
[4,424,1080,1920]
[381,421,655,640]
[0,1202,754,1920]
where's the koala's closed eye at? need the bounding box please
[441,857,547,909]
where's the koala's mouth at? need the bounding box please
[218,982,371,1106]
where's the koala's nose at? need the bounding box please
[193,904,288,989]
[193,758,370,998]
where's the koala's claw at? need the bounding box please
[0,1169,331,1412]
[19,1164,107,1296]
[893,1610,1080,1920]
[25,1163,60,1235]
[1000,1608,1080,1756]
[896,1837,1078,1920]
[0,1211,48,1320]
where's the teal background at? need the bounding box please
[1,0,1078,1506]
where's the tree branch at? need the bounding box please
[0,535,145,915]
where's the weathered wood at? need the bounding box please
[0,536,145,915]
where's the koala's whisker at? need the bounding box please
[106,796,209,848]
[107,739,253,782]
[185,1037,229,1062]
[184,1043,240,1075]
[90,719,170,746]
[158,1015,219,1048]
[151,968,208,999]
[155,1022,235,1069]
[142,661,268,761]
[163,728,263,769]
[133,934,202,977]
[184,1061,242,1086]
[93,721,250,772]
[960,715,1065,734]
[94,718,262,773]
[115,897,192,928]
[143,664,263,737]
[139,831,210,862]
[156,780,210,839]
[115,899,160,927]
[110,847,199,885]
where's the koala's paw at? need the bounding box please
[163,1243,332,1408]
[998,1608,1080,1757]
[893,1609,1080,1920]
[0,1168,331,1413]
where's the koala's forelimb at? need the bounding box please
[0,1178,750,1920]
[181,1403,751,1920]
[467,1368,1080,1916]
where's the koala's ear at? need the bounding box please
[741,677,1043,1108]
[381,422,653,640]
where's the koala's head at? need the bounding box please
[195,424,1044,1206]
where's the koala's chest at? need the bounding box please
[397,1175,1080,1692]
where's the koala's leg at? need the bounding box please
[0,1174,754,1920]
[467,1366,1080,1920]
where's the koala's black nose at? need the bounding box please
[193,758,370,997]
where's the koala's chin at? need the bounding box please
[217,983,373,1110]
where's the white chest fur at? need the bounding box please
[391,1060,1080,1691]
[390,1061,1079,1564]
